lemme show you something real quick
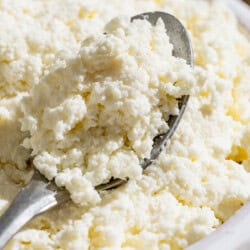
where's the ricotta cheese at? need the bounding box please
[21,17,194,205]
[0,0,250,250]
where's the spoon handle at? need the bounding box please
[0,170,69,249]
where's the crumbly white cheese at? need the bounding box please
[0,0,250,250]
[21,17,194,205]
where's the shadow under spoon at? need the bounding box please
[0,11,193,249]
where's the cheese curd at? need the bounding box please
[0,0,250,249]
[21,17,194,205]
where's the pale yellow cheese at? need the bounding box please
[21,17,194,205]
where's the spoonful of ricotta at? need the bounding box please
[0,11,193,249]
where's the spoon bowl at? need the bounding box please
[98,11,193,190]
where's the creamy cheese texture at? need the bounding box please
[0,0,250,249]
[21,17,194,205]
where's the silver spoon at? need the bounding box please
[0,11,193,249]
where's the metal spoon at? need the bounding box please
[0,11,193,249]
